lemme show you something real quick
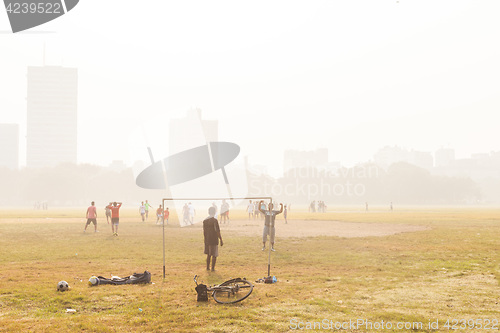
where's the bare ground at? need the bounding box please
[217,218,428,238]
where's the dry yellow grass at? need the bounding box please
[0,207,499,332]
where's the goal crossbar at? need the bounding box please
[162,196,272,202]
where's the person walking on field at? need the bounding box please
[156,205,163,224]
[247,200,254,219]
[182,203,189,225]
[139,201,146,222]
[188,202,196,225]
[203,206,223,271]
[259,201,267,220]
[259,200,283,252]
[283,205,288,224]
[220,199,230,224]
[211,202,218,219]
[106,202,122,236]
[85,201,98,233]
[105,203,111,224]
[164,207,170,225]
[144,200,152,220]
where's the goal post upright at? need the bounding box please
[160,196,273,280]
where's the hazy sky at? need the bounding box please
[1,0,499,176]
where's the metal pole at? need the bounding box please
[161,196,271,201]
[163,198,166,279]
[267,197,273,277]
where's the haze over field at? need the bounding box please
[1,1,499,175]
[1,1,500,208]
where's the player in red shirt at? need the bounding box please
[156,205,163,224]
[164,207,170,225]
[106,202,122,236]
[85,201,98,233]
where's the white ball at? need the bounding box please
[57,281,69,291]
[88,276,99,286]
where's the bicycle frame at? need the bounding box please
[194,275,253,304]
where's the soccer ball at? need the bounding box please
[57,281,69,291]
[88,276,99,286]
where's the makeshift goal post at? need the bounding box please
[161,196,273,279]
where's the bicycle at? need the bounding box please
[194,275,254,304]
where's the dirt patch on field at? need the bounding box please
[219,219,428,238]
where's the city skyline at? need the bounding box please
[3,120,499,184]
[1,1,499,176]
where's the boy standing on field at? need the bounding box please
[203,207,223,271]
[85,201,98,233]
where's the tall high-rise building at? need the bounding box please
[0,124,19,169]
[26,66,78,168]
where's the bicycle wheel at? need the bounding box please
[212,278,254,304]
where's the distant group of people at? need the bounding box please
[247,199,289,223]
[309,200,326,213]
[156,205,170,224]
[85,200,171,236]
[246,200,278,220]
[209,200,231,224]
[138,200,169,225]
[182,202,196,225]
[138,200,152,222]
[180,200,231,226]
[33,201,48,210]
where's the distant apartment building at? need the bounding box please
[432,151,500,180]
[0,124,19,169]
[373,146,500,180]
[26,66,78,168]
[374,146,433,170]
[169,109,218,155]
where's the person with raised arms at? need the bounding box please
[106,202,122,236]
[259,200,283,252]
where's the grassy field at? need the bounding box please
[0,207,499,332]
